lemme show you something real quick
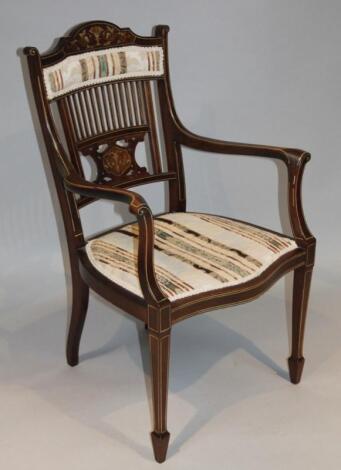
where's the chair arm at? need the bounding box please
[176,126,309,165]
[175,127,315,249]
[64,176,148,214]
[64,176,168,305]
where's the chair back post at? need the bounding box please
[155,25,186,212]
[24,46,84,256]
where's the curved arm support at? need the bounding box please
[285,154,316,260]
[175,127,315,248]
[180,129,314,248]
[154,26,314,252]
[64,176,168,306]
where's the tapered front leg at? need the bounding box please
[66,265,89,367]
[147,305,171,463]
[288,265,313,384]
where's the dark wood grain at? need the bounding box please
[24,20,316,463]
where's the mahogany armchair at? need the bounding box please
[24,21,316,463]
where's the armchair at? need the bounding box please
[24,21,315,463]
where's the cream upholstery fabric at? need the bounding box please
[86,212,297,301]
[43,46,164,100]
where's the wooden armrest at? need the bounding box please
[176,126,311,166]
[64,176,149,215]
[174,126,314,248]
[64,175,168,305]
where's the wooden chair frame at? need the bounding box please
[24,21,316,463]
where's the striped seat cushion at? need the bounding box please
[86,212,297,301]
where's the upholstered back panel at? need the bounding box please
[43,46,164,100]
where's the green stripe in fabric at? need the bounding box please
[118,228,240,283]
[153,227,250,278]
[98,55,108,78]
[157,217,261,269]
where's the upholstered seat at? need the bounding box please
[86,212,297,301]
[25,21,315,463]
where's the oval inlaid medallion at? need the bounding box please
[102,146,132,176]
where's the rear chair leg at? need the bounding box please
[288,265,313,384]
[66,266,89,367]
[149,330,171,463]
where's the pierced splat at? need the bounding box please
[81,133,149,185]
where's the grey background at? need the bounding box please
[1,1,341,469]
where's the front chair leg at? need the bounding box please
[288,264,313,384]
[149,329,171,463]
[66,265,89,367]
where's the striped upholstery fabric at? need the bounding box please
[86,212,297,301]
[43,46,164,100]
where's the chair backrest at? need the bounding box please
[24,21,185,244]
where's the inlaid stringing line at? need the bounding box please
[142,80,162,173]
